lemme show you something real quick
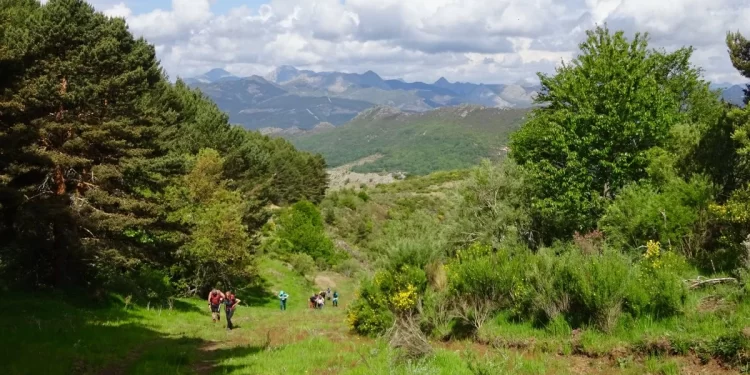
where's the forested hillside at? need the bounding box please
[0,0,328,296]
[290,105,529,175]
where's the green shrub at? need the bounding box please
[357,190,371,202]
[333,258,361,277]
[102,265,174,303]
[625,243,689,318]
[288,253,316,276]
[347,277,393,336]
[448,160,532,250]
[446,243,531,330]
[708,331,750,369]
[556,249,633,332]
[275,200,337,263]
[599,175,714,259]
[420,289,454,339]
[324,208,336,225]
[524,247,573,324]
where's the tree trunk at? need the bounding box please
[54,165,66,195]
[52,219,68,287]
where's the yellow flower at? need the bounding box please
[644,240,663,269]
[391,284,418,311]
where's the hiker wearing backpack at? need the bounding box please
[224,291,241,330]
[278,290,289,311]
[207,289,225,323]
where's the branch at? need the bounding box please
[684,276,738,289]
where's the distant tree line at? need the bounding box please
[0,0,328,296]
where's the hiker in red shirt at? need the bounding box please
[207,289,225,323]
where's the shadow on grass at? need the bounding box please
[194,343,269,374]
[0,293,211,375]
[236,275,275,307]
[0,292,284,375]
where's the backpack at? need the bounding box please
[210,291,222,305]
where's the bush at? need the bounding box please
[324,208,336,225]
[708,331,750,369]
[275,200,337,264]
[101,263,174,303]
[289,253,316,276]
[347,277,393,336]
[347,264,429,337]
[419,289,454,340]
[624,242,689,317]
[446,243,530,331]
[333,258,361,277]
[557,249,633,332]
[524,247,572,324]
[448,160,532,250]
[357,190,371,202]
[599,175,714,260]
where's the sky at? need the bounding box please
[67,0,750,85]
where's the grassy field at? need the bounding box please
[3,254,745,374]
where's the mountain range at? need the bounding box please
[184,67,747,131]
[183,67,540,130]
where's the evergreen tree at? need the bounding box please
[0,0,172,286]
[727,31,750,104]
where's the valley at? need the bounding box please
[289,105,528,175]
[4,2,750,375]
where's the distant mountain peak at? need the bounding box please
[206,68,232,75]
[435,77,450,85]
[266,65,301,84]
[204,68,235,80]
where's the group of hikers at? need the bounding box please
[309,287,339,309]
[207,287,340,329]
[207,289,241,330]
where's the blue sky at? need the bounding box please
[85,0,750,85]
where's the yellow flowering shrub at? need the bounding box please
[391,284,418,311]
[644,240,662,269]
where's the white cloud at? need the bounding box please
[98,0,750,84]
[103,2,131,18]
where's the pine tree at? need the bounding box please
[727,31,750,104]
[0,0,173,286]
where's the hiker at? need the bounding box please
[309,294,317,309]
[279,290,289,311]
[223,291,240,330]
[326,287,331,300]
[316,294,324,309]
[332,290,339,307]
[207,289,225,323]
